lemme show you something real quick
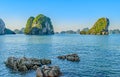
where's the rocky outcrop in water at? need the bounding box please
[0,18,5,35]
[24,14,54,35]
[80,18,109,35]
[57,54,80,62]
[88,17,109,35]
[36,65,61,77]
[5,57,51,72]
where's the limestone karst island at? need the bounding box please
[80,18,109,35]
[24,14,54,35]
[0,17,110,35]
[0,0,120,77]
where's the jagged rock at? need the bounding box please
[24,14,54,35]
[57,54,80,62]
[0,18,5,35]
[5,57,51,72]
[36,65,61,77]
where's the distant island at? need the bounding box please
[109,29,120,34]
[80,17,109,35]
[0,18,15,35]
[14,28,24,34]
[24,14,54,35]
[1,16,120,35]
[59,29,80,34]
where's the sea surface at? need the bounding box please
[0,34,120,77]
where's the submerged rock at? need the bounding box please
[36,65,61,77]
[57,54,80,62]
[5,57,51,72]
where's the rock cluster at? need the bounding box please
[36,65,61,77]
[5,54,80,76]
[57,54,80,62]
[5,57,51,72]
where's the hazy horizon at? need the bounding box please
[0,0,120,32]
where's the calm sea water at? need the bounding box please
[0,34,120,77]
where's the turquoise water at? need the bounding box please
[0,34,120,77]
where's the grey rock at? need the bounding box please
[5,57,51,72]
[36,65,61,77]
[36,68,43,77]
[40,58,51,65]
[57,54,80,62]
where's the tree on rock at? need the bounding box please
[88,17,109,35]
[24,14,54,35]
[24,17,34,34]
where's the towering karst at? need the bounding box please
[24,14,54,35]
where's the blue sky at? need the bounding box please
[0,0,120,32]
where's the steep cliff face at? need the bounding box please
[24,14,54,35]
[24,17,34,34]
[88,18,109,35]
[0,19,5,35]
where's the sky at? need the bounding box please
[0,0,120,32]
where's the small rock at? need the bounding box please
[36,65,61,77]
[57,56,66,60]
[40,59,51,65]
[57,53,80,62]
